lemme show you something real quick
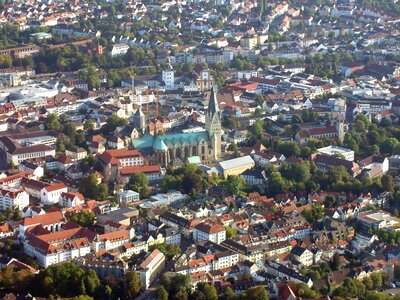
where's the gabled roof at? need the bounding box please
[20,210,65,227]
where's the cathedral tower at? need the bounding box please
[205,87,222,160]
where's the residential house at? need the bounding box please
[193,220,226,244]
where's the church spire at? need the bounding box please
[207,86,219,116]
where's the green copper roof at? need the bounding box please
[153,138,168,151]
[187,156,201,164]
[132,133,153,149]
[132,131,210,151]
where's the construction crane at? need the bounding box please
[126,69,135,91]
[155,90,159,119]
[146,88,149,118]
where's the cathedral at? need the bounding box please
[132,88,222,166]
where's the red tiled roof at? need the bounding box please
[194,220,225,234]
[99,230,129,242]
[119,165,161,176]
[44,182,67,192]
[21,210,65,227]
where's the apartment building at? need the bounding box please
[97,148,146,180]
[137,249,166,289]
[193,221,226,244]
[24,227,93,268]
[0,187,29,211]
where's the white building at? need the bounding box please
[291,245,313,266]
[357,210,399,230]
[92,230,131,252]
[19,210,65,238]
[24,227,92,268]
[317,145,355,161]
[117,190,140,204]
[0,187,29,211]
[193,221,226,244]
[59,192,85,208]
[137,249,165,289]
[110,43,129,57]
[162,64,175,90]
[40,183,68,205]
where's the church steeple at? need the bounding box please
[207,86,220,117]
[205,86,221,160]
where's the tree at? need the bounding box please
[225,226,238,239]
[221,287,236,300]
[125,172,151,198]
[84,119,95,131]
[302,204,324,223]
[370,273,383,290]
[227,143,238,152]
[363,276,374,290]
[169,274,190,294]
[182,173,203,195]
[226,175,245,195]
[79,174,108,200]
[149,243,180,260]
[156,286,168,300]
[242,286,269,300]
[251,119,264,137]
[297,283,319,298]
[69,211,96,227]
[32,262,99,298]
[331,252,341,271]
[160,174,181,193]
[45,114,61,131]
[197,283,218,300]
[63,122,77,139]
[0,54,12,68]
[381,174,394,193]
[277,142,301,157]
[354,120,366,132]
[84,269,101,296]
[124,271,141,299]
[102,114,128,134]
[81,154,96,172]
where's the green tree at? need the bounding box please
[242,286,269,300]
[149,243,180,261]
[226,175,245,195]
[84,269,100,296]
[125,172,151,199]
[331,252,341,271]
[354,120,366,132]
[160,174,181,193]
[197,283,218,300]
[124,271,141,299]
[221,287,236,300]
[182,173,203,195]
[370,273,383,290]
[381,174,394,192]
[79,174,108,200]
[69,211,96,227]
[302,204,324,223]
[225,226,237,239]
[102,114,128,134]
[169,274,190,294]
[0,54,12,68]
[251,119,264,137]
[45,114,61,131]
[156,286,169,300]
[84,119,95,131]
